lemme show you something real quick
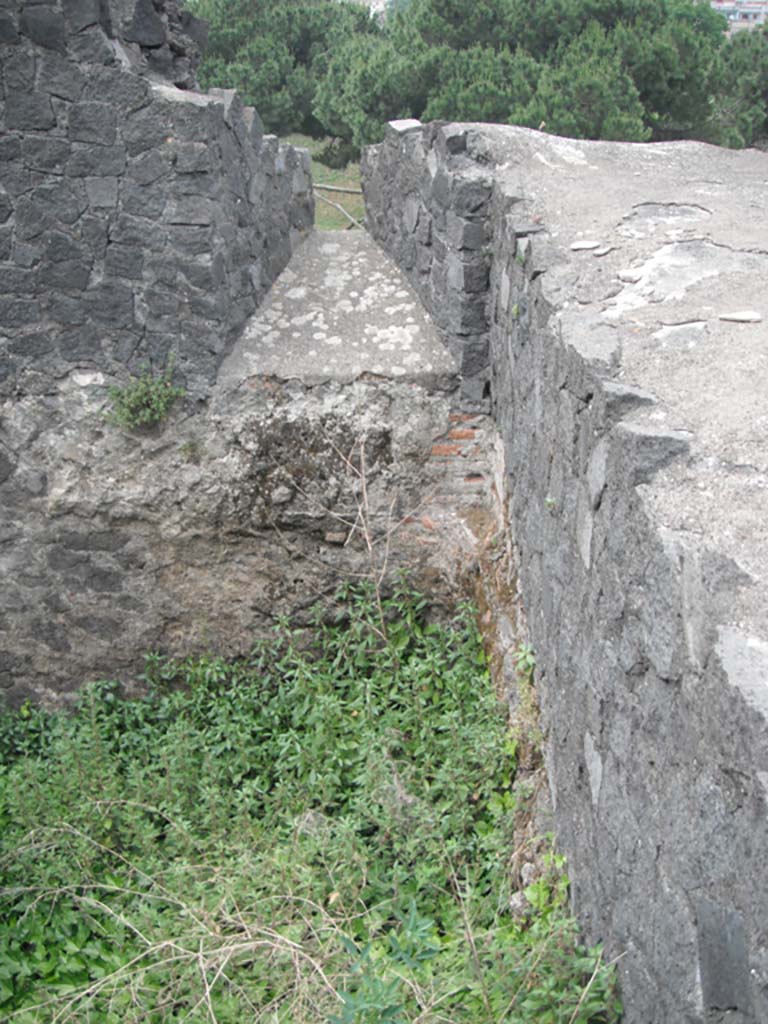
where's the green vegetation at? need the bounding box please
[106,357,185,430]
[0,584,621,1022]
[187,0,768,153]
[187,0,374,136]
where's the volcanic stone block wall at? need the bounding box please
[0,0,313,396]
[362,120,493,409]
[363,121,768,1024]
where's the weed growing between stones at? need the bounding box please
[0,583,621,1022]
[502,642,544,776]
[106,357,185,430]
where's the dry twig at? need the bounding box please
[314,183,363,195]
[312,189,363,228]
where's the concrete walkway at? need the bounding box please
[218,231,457,391]
[213,224,497,566]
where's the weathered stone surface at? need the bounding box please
[22,136,72,173]
[121,181,167,219]
[14,196,50,240]
[122,0,165,47]
[66,142,127,177]
[20,6,67,53]
[104,243,143,279]
[364,121,768,1024]
[0,297,41,327]
[174,141,210,174]
[0,192,12,226]
[66,25,113,65]
[0,237,477,720]
[85,176,118,208]
[62,0,102,34]
[6,91,57,132]
[362,121,493,409]
[68,102,118,145]
[127,149,170,184]
[165,195,214,226]
[81,66,150,112]
[222,230,457,391]
[0,136,22,163]
[38,51,85,101]
[0,227,12,261]
[0,450,15,485]
[0,12,20,45]
[40,258,91,291]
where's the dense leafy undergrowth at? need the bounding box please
[0,584,621,1022]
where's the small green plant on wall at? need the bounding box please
[512,640,544,757]
[513,641,536,681]
[106,356,185,430]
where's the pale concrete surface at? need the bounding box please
[218,230,458,391]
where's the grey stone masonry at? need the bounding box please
[363,121,768,1024]
[362,120,492,409]
[0,0,313,397]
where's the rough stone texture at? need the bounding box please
[362,120,493,409]
[0,232,497,710]
[363,121,768,1024]
[0,0,313,398]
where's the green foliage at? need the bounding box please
[314,32,436,147]
[511,641,544,754]
[609,0,726,139]
[189,0,767,150]
[421,45,541,125]
[399,0,519,51]
[0,584,621,1022]
[106,358,185,430]
[709,25,768,146]
[187,0,376,135]
[525,23,651,141]
[512,641,536,679]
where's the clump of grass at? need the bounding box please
[106,356,185,430]
[0,582,621,1022]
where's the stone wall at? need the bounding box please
[363,121,768,1024]
[0,0,313,397]
[0,369,468,705]
[362,120,493,409]
[0,0,317,698]
[0,222,498,709]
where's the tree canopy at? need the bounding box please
[187,0,376,134]
[186,0,768,151]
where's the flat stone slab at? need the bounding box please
[218,230,457,390]
[475,126,768,638]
